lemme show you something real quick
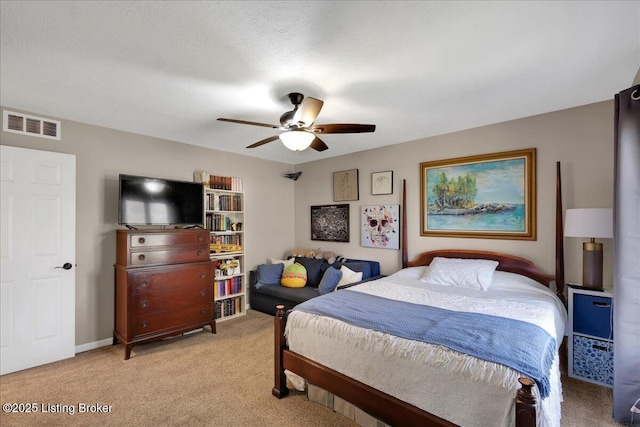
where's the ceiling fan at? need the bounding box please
[217,92,376,152]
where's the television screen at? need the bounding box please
[118,174,204,226]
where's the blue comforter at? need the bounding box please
[292,289,556,398]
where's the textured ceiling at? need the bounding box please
[1,1,638,165]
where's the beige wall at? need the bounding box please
[1,100,615,347]
[293,101,615,288]
[1,107,296,346]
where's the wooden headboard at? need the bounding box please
[406,249,555,286]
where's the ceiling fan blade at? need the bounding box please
[309,136,329,152]
[218,118,280,129]
[293,97,324,127]
[246,135,280,148]
[310,123,376,134]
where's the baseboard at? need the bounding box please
[75,338,113,354]
[74,311,254,355]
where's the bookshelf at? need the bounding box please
[195,171,246,322]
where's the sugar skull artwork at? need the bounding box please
[361,205,400,249]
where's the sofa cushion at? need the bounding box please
[281,262,307,288]
[337,265,363,287]
[294,257,325,287]
[333,261,371,280]
[347,259,381,277]
[255,263,284,289]
[268,257,294,268]
[318,267,343,295]
[255,283,320,304]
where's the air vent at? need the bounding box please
[3,110,61,140]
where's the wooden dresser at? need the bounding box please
[113,229,215,359]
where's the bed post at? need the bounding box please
[272,305,289,398]
[555,161,566,302]
[515,378,537,427]
[402,179,408,268]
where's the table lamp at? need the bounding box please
[564,208,613,290]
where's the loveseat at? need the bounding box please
[249,257,382,316]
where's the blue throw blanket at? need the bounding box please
[292,289,556,399]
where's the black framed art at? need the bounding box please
[311,204,350,242]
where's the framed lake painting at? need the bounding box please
[420,148,536,240]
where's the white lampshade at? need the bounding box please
[564,208,613,239]
[280,130,314,152]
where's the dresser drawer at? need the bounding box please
[573,294,613,339]
[116,229,210,266]
[572,335,613,386]
[131,262,211,294]
[134,285,210,314]
[134,304,213,336]
[129,231,207,248]
[128,244,209,266]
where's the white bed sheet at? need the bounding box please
[285,270,567,427]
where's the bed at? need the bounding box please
[273,167,568,427]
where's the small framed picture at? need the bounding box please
[371,171,393,195]
[333,169,359,202]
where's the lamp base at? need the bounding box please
[582,241,603,290]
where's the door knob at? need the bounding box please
[55,262,74,270]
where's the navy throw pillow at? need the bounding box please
[295,257,325,287]
[318,267,343,295]
[256,263,284,288]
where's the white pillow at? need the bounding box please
[388,266,426,280]
[419,257,499,291]
[336,265,363,287]
[268,257,294,268]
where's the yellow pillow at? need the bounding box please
[281,262,307,288]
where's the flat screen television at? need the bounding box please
[118,174,204,226]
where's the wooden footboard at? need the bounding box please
[274,306,537,427]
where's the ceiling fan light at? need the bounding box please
[280,131,314,152]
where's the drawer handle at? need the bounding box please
[200,273,206,279]
[138,254,146,261]
[592,344,610,352]
[200,309,206,315]
[200,290,206,297]
[141,300,148,308]
[593,301,611,308]
[197,236,203,242]
[141,280,148,288]
[138,237,146,244]
[141,321,148,328]
[197,250,202,256]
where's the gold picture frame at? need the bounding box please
[420,148,536,240]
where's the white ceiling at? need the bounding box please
[1,1,638,165]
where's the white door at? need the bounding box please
[0,145,76,375]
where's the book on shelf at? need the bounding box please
[214,295,243,319]
[209,234,242,245]
[206,213,241,232]
[206,193,243,212]
[214,276,242,297]
[194,171,243,192]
